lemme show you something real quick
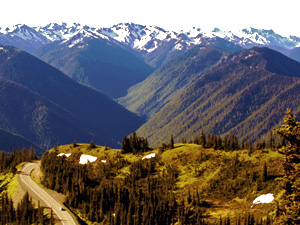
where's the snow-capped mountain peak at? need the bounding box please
[60,28,111,48]
[0,24,28,34]
[1,22,300,59]
[35,22,86,41]
[0,24,48,42]
[99,23,182,52]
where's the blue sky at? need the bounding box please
[1,0,300,36]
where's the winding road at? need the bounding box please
[19,161,77,225]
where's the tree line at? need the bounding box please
[40,149,207,224]
[0,147,37,173]
[38,109,300,224]
[0,191,52,224]
[159,129,285,153]
[0,147,52,224]
[121,131,150,154]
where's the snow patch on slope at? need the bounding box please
[142,153,156,160]
[79,154,97,164]
[251,193,274,207]
[57,153,71,157]
[61,29,109,48]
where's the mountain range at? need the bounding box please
[1,22,300,151]
[0,45,144,151]
[1,22,300,65]
[2,22,300,98]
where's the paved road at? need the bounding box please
[19,161,77,225]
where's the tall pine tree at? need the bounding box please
[274,109,300,224]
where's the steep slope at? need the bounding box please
[0,45,144,149]
[137,47,300,147]
[118,38,242,119]
[0,77,101,150]
[35,31,153,98]
[0,128,42,155]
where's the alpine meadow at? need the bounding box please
[0,20,300,225]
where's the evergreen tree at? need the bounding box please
[170,134,174,149]
[88,140,96,149]
[268,131,275,150]
[73,140,78,147]
[274,109,300,224]
[199,129,206,148]
[261,161,268,182]
[248,139,253,156]
[121,136,130,153]
[223,136,228,151]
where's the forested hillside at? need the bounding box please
[39,130,285,224]
[35,37,154,98]
[0,110,298,224]
[0,45,144,150]
[0,128,42,155]
[118,38,242,119]
[137,47,300,147]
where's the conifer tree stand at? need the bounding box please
[274,109,300,224]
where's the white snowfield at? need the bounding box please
[252,193,274,207]
[142,153,156,160]
[57,153,97,164]
[57,153,71,157]
[79,154,97,164]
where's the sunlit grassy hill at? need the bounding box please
[49,142,284,223]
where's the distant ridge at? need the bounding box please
[1,22,300,66]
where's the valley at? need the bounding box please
[0,21,300,224]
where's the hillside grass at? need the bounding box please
[0,163,27,208]
[50,142,284,223]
